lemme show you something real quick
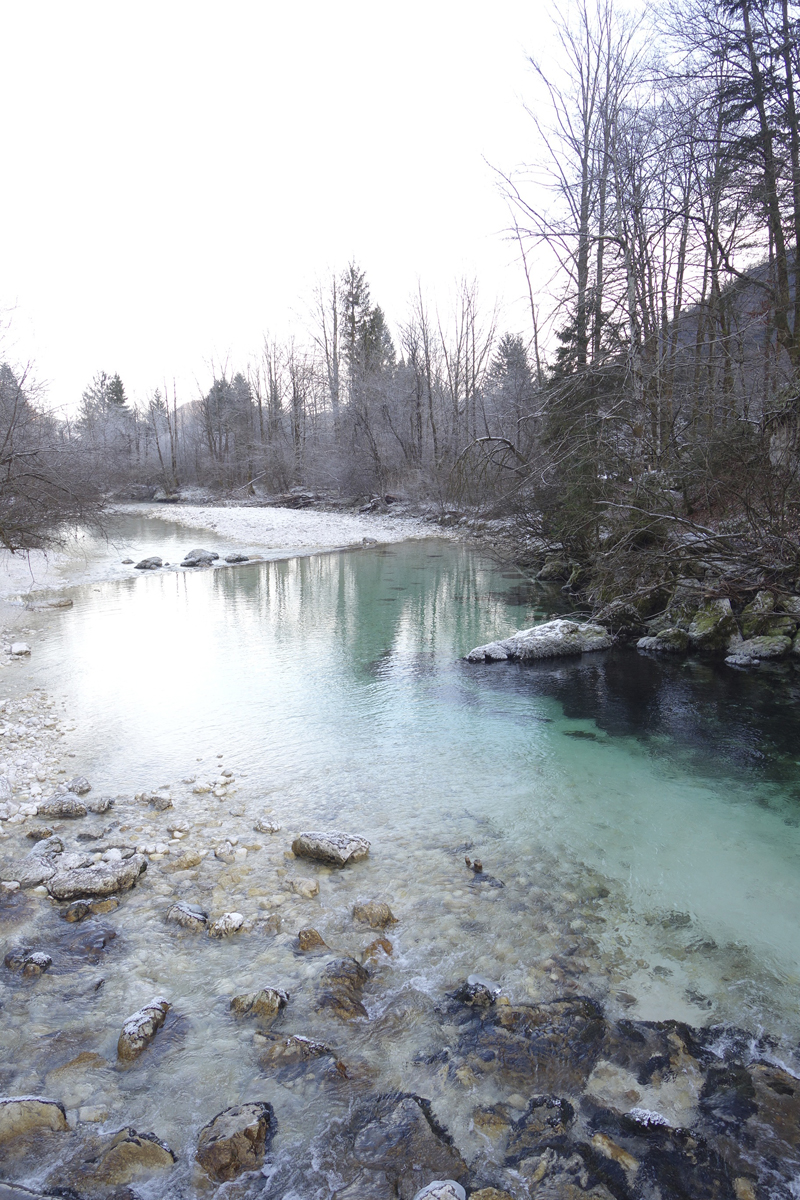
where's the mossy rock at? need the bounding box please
[740,590,777,638]
[736,635,792,660]
[687,598,736,652]
[537,558,569,581]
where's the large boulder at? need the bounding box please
[195,1102,276,1182]
[182,548,219,566]
[687,599,736,652]
[466,619,612,663]
[44,1126,175,1194]
[292,831,370,867]
[134,556,162,570]
[0,1097,67,1140]
[47,853,147,900]
[731,635,792,661]
[117,997,170,1061]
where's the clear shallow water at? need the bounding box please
[2,528,800,1191]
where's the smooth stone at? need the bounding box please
[134,557,163,570]
[0,1097,67,1140]
[195,1102,276,1183]
[117,997,170,1061]
[466,618,612,663]
[61,897,120,923]
[292,830,370,867]
[353,901,396,929]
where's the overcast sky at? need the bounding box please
[1,0,559,410]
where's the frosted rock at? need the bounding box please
[117,996,170,1061]
[209,911,244,937]
[466,619,612,663]
[47,853,147,900]
[292,831,370,867]
[10,643,31,656]
[0,1096,68,1140]
[412,1183,466,1200]
[4,949,52,976]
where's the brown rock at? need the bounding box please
[195,1102,276,1182]
[0,1097,68,1140]
[61,896,120,922]
[117,997,170,1062]
[45,1126,175,1194]
[298,927,327,951]
[470,1191,515,1200]
[353,901,396,929]
[230,987,288,1023]
[316,958,369,1020]
[362,937,393,964]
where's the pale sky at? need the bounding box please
[1,0,558,411]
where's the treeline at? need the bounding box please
[2,0,799,603]
[67,266,536,505]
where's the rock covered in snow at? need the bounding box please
[208,911,245,937]
[10,643,31,656]
[291,831,370,867]
[412,1184,467,1200]
[117,996,170,1061]
[466,618,612,663]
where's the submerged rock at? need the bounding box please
[317,958,369,1020]
[117,996,170,1061]
[61,896,120,922]
[195,1101,276,1183]
[45,1126,176,1194]
[292,831,370,867]
[230,987,288,1023]
[290,876,320,898]
[0,1097,67,1140]
[166,900,208,931]
[134,556,163,570]
[259,1033,345,1080]
[353,901,397,929]
[466,619,612,663]
[47,853,147,900]
[336,1092,468,1200]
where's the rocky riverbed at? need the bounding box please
[0,691,798,1198]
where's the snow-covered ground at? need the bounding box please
[0,504,451,602]
[119,502,447,552]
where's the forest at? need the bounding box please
[2,0,799,613]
